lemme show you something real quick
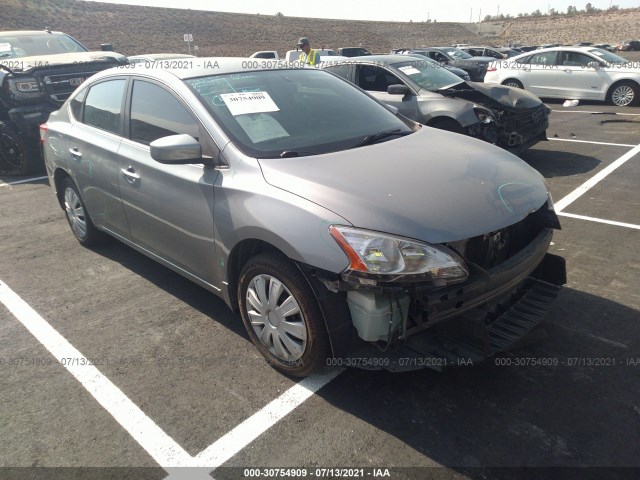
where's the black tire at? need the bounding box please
[238,253,329,377]
[501,79,524,89]
[606,81,639,107]
[429,118,464,134]
[60,177,105,246]
[0,124,38,176]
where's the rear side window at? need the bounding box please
[82,79,126,135]
[129,80,200,145]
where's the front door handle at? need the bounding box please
[69,147,82,159]
[120,166,140,184]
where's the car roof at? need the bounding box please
[0,30,67,36]
[91,57,337,81]
[128,53,195,60]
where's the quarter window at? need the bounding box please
[83,79,126,135]
[129,81,200,145]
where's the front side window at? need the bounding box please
[559,51,597,67]
[356,65,402,92]
[528,52,558,66]
[186,69,413,158]
[83,79,126,135]
[129,81,200,145]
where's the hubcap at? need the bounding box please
[612,86,634,106]
[64,187,87,239]
[505,81,521,89]
[0,133,24,172]
[245,274,307,362]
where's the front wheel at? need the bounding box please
[238,253,329,377]
[0,124,37,176]
[607,81,639,107]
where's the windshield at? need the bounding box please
[0,33,87,58]
[587,48,629,64]
[392,60,463,91]
[444,48,473,59]
[186,69,413,158]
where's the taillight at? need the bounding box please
[486,66,497,72]
[39,123,48,145]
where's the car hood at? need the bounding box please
[439,81,543,109]
[3,51,127,72]
[258,127,549,244]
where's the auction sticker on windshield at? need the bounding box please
[398,65,421,75]
[236,113,290,143]
[221,91,280,116]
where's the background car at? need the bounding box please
[403,53,471,80]
[42,58,564,376]
[614,40,640,52]
[460,46,507,59]
[337,47,372,57]
[405,47,495,81]
[249,50,279,59]
[322,55,549,154]
[484,46,640,106]
[0,29,125,175]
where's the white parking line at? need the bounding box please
[548,138,636,148]
[0,279,193,470]
[0,175,48,188]
[554,143,640,212]
[194,368,343,470]
[558,212,640,230]
[0,277,343,474]
[551,110,640,116]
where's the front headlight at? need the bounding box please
[7,77,44,99]
[329,226,469,284]
[473,107,495,124]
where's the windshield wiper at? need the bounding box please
[279,150,320,158]
[350,129,411,149]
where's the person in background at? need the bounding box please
[297,37,320,66]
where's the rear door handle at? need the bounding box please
[120,166,140,184]
[69,147,82,159]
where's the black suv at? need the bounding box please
[0,30,126,175]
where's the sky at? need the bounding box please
[84,0,639,23]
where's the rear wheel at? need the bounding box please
[238,253,329,377]
[60,177,105,246]
[607,81,639,107]
[502,79,524,89]
[0,124,37,176]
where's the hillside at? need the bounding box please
[1,0,639,57]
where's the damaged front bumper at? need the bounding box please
[307,226,566,372]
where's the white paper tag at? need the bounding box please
[220,91,280,116]
[398,66,421,75]
[0,43,12,54]
[236,113,290,143]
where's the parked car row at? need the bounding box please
[322,55,550,154]
[41,58,566,376]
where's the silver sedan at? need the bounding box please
[42,59,565,376]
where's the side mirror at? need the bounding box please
[150,134,202,164]
[100,43,113,51]
[586,61,600,69]
[387,84,412,95]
